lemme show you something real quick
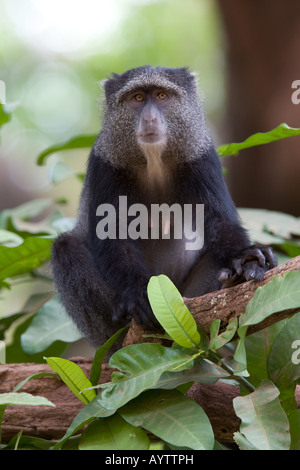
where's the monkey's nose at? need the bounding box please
[143,114,158,125]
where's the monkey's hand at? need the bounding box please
[218,245,277,288]
[112,282,159,331]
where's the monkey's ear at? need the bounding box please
[162,67,198,94]
[101,73,123,101]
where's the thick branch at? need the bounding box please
[0,359,299,444]
[0,359,110,444]
[124,255,300,345]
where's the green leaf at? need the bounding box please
[289,409,300,450]
[37,134,97,165]
[209,317,238,351]
[89,325,129,386]
[240,271,300,328]
[98,343,195,410]
[79,414,150,450]
[0,199,53,229]
[232,326,249,377]
[233,380,290,450]
[120,389,214,450]
[244,320,288,387]
[238,208,300,242]
[13,372,58,392]
[0,237,53,281]
[0,392,54,407]
[233,432,259,450]
[53,396,116,450]
[0,280,10,290]
[21,296,82,354]
[218,123,300,157]
[268,312,300,388]
[234,271,300,374]
[0,229,23,247]
[2,434,55,451]
[45,357,96,405]
[0,103,12,130]
[152,358,230,390]
[147,275,200,348]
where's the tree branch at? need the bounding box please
[124,255,300,345]
[0,358,299,444]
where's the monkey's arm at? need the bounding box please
[206,216,277,287]
[187,147,277,286]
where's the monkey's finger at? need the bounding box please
[261,246,277,269]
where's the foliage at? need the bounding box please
[1,111,300,449]
[218,123,300,157]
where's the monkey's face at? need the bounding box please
[100,66,211,169]
[125,88,171,152]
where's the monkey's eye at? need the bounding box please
[156,91,168,101]
[132,93,145,102]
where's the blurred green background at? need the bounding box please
[0,0,225,217]
[1,0,300,216]
[1,0,300,362]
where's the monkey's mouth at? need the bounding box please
[138,133,166,145]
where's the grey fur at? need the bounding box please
[95,66,212,168]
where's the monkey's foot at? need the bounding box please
[218,245,277,288]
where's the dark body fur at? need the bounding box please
[51,66,276,347]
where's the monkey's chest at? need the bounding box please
[141,237,200,287]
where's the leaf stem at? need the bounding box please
[207,351,255,393]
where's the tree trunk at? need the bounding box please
[217,0,300,216]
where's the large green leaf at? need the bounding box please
[233,381,290,450]
[89,325,129,386]
[240,270,300,329]
[45,357,96,405]
[37,134,97,165]
[268,312,300,388]
[244,321,288,387]
[120,389,214,450]
[218,123,300,156]
[232,432,258,450]
[238,208,300,242]
[147,275,200,348]
[98,343,195,410]
[234,271,300,375]
[0,237,53,281]
[0,199,53,227]
[152,358,229,390]
[79,414,150,450]
[21,296,82,354]
[53,396,116,450]
[0,392,54,407]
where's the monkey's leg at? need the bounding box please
[51,233,127,349]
